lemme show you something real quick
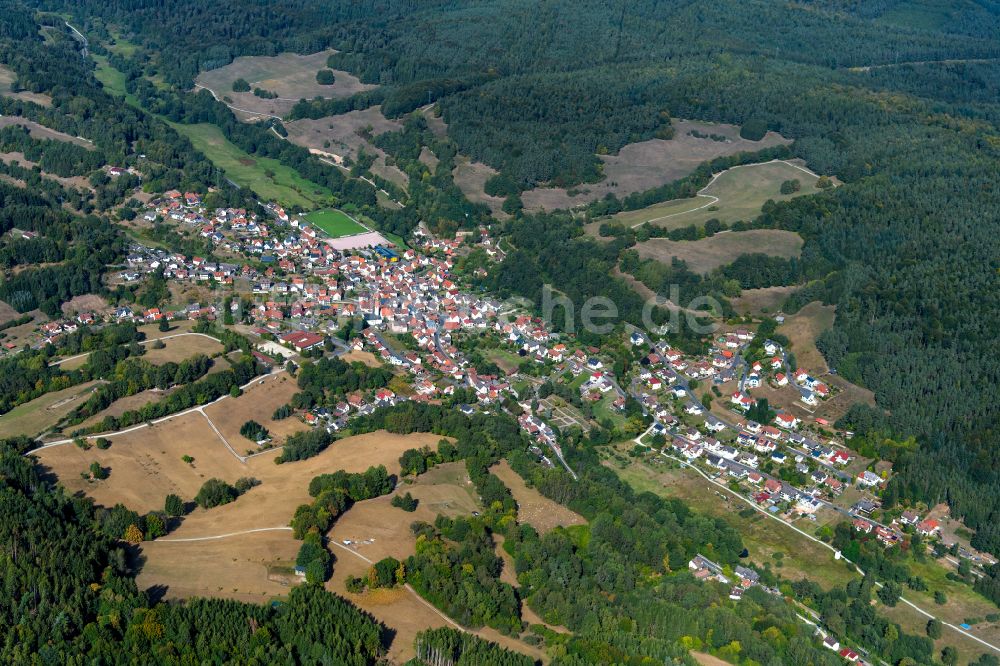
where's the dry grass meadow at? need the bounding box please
[522,119,790,211]
[635,229,804,275]
[0,380,105,439]
[490,460,586,533]
[195,50,374,120]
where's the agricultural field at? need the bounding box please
[591,159,822,233]
[302,209,368,238]
[635,229,804,275]
[168,122,336,208]
[522,120,791,211]
[0,380,105,439]
[141,333,224,364]
[195,50,374,120]
[490,460,586,533]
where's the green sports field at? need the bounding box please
[302,209,368,238]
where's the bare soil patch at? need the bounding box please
[196,50,375,120]
[522,119,790,211]
[636,229,803,275]
[491,460,586,533]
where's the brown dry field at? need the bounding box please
[0,150,95,190]
[284,106,400,161]
[0,65,52,106]
[75,387,178,432]
[328,551,453,663]
[155,430,442,537]
[491,460,586,533]
[729,286,798,315]
[879,595,994,666]
[329,462,480,562]
[35,411,241,511]
[521,119,790,211]
[137,529,299,603]
[141,334,224,364]
[0,299,21,324]
[636,229,803,275]
[418,146,439,170]
[195,50,374,119]
[340,350,382,367]
[452,156,507,218]
[60,294,109,316]
[203,372,306,449]
[777,301,836,374]
[692,652,731,666]
[0,380,104,439]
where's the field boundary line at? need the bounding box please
[193,83,282,120]
[629,159,822,230]
[328,539,465,630]
[156,526,292,542]
[52,331,221,366]
[25,369,285,454]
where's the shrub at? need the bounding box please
[315,69,336,85]
[391,492,418,512]
[194,478,238,509]
[232,78,250,92]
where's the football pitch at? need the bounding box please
[303,209,368,238]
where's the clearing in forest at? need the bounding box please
[592,159,822,233]
[634,229,804,275]
[522,119,791,211]
[490,460,586,533]
[195,50,374,120]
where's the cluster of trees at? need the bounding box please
[407,516,522,634]
[0,124,105,177]
[239,419,269,442]
[194,476,258,509]
[73,357,261,435]
[65,354,214,425]
[413,628,535,666]
[291,356,392,409]
[391,492,418,511]
[276,428,333,463]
